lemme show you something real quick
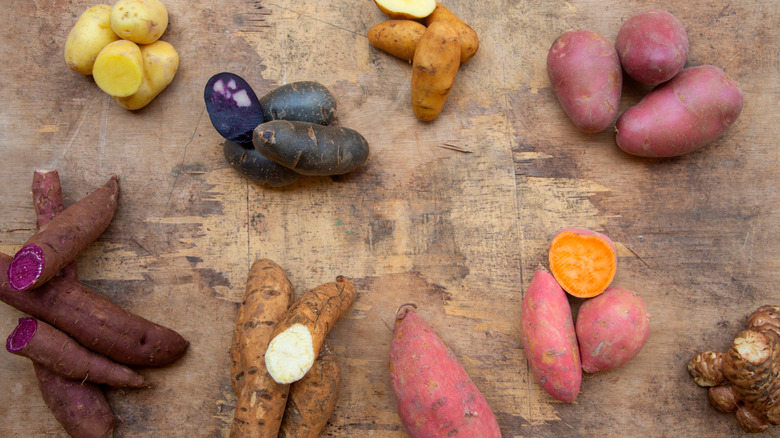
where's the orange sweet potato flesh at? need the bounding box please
[389,305,501,437]
[521,269,581,403]
[548,227,617,298]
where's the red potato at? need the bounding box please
[575,287,651,373]
[615,9,689,85]
[521,269,581,403]
[547,29,622,133]
[7,175,118,291]
[389,304,501,438]
[34,363,115,438]
[616,65,744,157]
[0,254,189,367]
[7,317,150,388]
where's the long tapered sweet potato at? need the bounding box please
[7,175,118,291]
[32,169,78,280]
[278,341,341,438]
[264,276,356,384]
[390,304,501,437]
[34,363,115,438]
[0,253,189,367]
[7,317,150,388]
[230,258,294,438]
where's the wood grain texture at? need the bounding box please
[0,0,777,436]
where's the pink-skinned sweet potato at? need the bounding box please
[615,65,743,157]
[389,304,501,438]
[615,9,689,85]
[575,287,650,373]
[7,175,118,291]
[34,362,115,438]
[7,317,150,388]
[521,269,581,403]
[0,253,189,367]
[547,29,622,133]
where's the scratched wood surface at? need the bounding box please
[0,0,778,436]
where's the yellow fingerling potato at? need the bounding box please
[114,41,179,110]
[425,3,479,63]
[92,40,144,97]
[368,20,427,62]
[64,5,120,75]
[411,20,461,122]
[110,0,168,44]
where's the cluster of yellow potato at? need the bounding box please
[368,0,478,121]
[64,0,178,110]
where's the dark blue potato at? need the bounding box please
[253,120,369,176]
[259,81,337,125]
[204,73,264,144]
[223,141,300,187]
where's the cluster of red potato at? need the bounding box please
[548,9,744,158]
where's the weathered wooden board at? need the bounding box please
[0,0,778,436]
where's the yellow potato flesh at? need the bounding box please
[114,40,179,110]
[92,40,144,97]
[64,5,120,75]
[374,0,436,20]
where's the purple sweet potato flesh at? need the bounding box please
[205,72,264,144]
[7,317,150,388]
[7,175,118,291]
[34,362,115,438]
[1,253,189,367]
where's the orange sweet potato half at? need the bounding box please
[548,227,617,298]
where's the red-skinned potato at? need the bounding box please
[547,29,622,133]
[616,65,743,157]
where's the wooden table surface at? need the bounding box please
[1,0,778,436]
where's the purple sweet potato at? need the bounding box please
[615,65,743,157]
[615,9,689,85]
[32,169,78,280]
[0,253,189,367]
[7,175,118,291]
[7,317,150,388]
[521,269,581,403]
[547,29,622,133]
[34,363,115,438]
[576,287,650,373]
[389,304,501,438]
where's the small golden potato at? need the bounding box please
[110,0,168,44]
[368,20,427,61]
[92,40,144,97]
[114,40,179,110]
[64,5,120,75]
[425,3,479,63]
[411,21,461,122]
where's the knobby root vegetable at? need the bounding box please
[7,175,118,291]
[32,169,78,280]
[368,20,427,62]
[259,81,338,126]
[548,227,617,298]
[575,287,650,373]
[230,258,294,437]
[253,120,370,176]
[688,305,780,433]
[410,20,461,122]
[64,4,120,75]
[389,304,501,437]
[223,141,301,188]
[114,40,179,110]
[521,269,581,403]
[205,72,265,144]
[7,317,150,388]
[278,341,341,438]
[265,276,356,384]
[424,3,479,63]
[0,254,189,367]
[34,363,115,438]
[92,40,145,97]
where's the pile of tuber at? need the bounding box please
[688,305,780,433]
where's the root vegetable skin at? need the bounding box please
[368,20,427,62]
[389,305,501,438]
[7,175,119,291]
[7,317,150,388]
[424,3,479,63]
[521,269,581,403]
[264,276,356,384]
[32,169,78,280]
[410,20,461,122]
[230,258,294,437]
[548,227,617,298]
[575,287,650,373]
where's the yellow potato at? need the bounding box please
[92,40,144,97]
[63,5,120,75]
[114,41,179,110]
[110,0,168,44]
[368,20,427,61]
[411,20,461,122]
[425,3,479,62]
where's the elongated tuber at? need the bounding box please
[688,305,780,433]
[32,169,78,280]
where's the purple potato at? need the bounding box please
[205,72,264,143]
[259,81,337,125]
[223,141,301,187]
